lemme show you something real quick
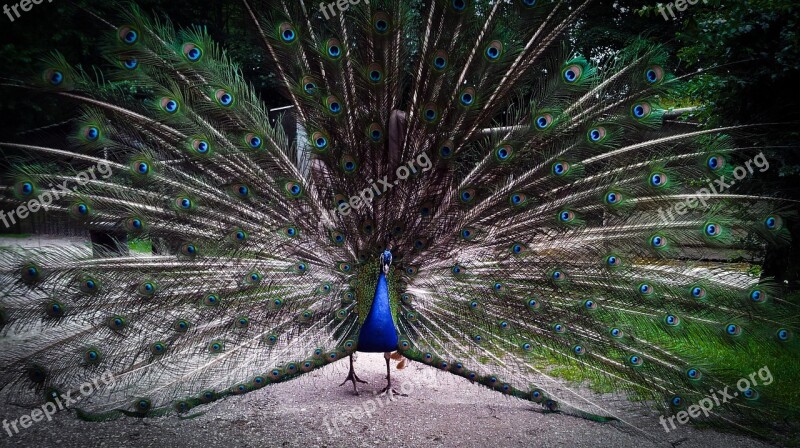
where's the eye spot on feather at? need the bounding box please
[605,191,621,205]
[208,340,224,353]
[84,349,101,364]
[552,323,566,334]
[215,89,235,107]
[750,289,766,303]
[588,126,606,142]
[562,64,582,83]
[46,301,65,318]
[573,345,586,355]
[484,40,503,61]
[650,234,667,249]
[664,314,680,327]
[725,323,742,336]
[279,23,298,43]
[628,355,643,366]
[691,286,706,299]
[645,65,664,84]
[118,26,139,45]
[122,57,139,70]
[631,102,652,119]
[706,155,725,171]
[182,43,203,62]
[160,97,180,114]
[583,299,597,311]
[686,368,702,380]
[704,222,721,238]
[551,161,570,177]
[534,113,553,130]
[610,328,623,338]
[531,389,545,402]
[43,69,64,86]
[451,0,467,12]
[764,215,782,231]
[649,172,668,188]
[777,328,791,341]
[638,283,654,296]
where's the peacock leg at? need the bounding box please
[379,352,407,398]
[339,354,367,395]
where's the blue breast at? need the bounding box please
[357,272,399,352]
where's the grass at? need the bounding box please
[128,239,152,253]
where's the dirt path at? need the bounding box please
[0,352,775,448]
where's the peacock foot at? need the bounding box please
[339,354,368,395]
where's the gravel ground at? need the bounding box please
[0,352,777,448]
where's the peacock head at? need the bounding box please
[380,249,393,273]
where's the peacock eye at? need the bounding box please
[192,139,210,154]
[588,126,606,142]
[573,345,586,355]
[583,299,597,310]
[459,87,476,106]
[495,145,513,161]
[558,210,574,222]
[534,113,553,130]
[691,286,706,299]
[215,89,235,107]
[706,155,724,171]
[649,172,667,187]
[245,133,263,149]
[451,0,467,11]
[510,193,528,207]
[118,26,139,45]
[764,215,782,231]
[459,189,476,203]
[777,328,791,341]
[704,222,721,237]
[182,43,203,62]
[484,40,502,60]
[638,283,653,296]
[279,23,297,43]
[44,69,64,86]
[629,355,643,366]
[610,328,623,338]
[160,97,180,114]
[650,234,666,249]
[82,125,100,141]
[750,289,766,303]
[631,102,652,119]
[664,314,680,326]
[552,161,570,176]
[433,51,448,70]
[645,65,664,84]
[562,64,583,83]
[605,191,621,205]
[326,96,342,114]
[123,57,139,70]
[686,368,701,380]
[725,324,742,336]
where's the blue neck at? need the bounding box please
[357,272,399,352]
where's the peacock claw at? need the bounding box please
[378,386,407,399]
[339,354,367,395]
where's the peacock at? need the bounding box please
[0,0,798,443]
